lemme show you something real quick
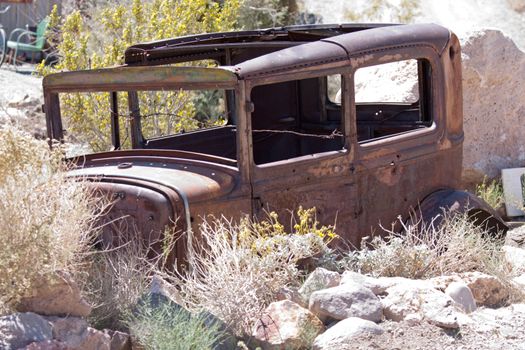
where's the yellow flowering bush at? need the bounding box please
[38,0,240,152]
[176,208,337,335]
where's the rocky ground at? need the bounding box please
[0,67,46,138]
[249,225,525,350]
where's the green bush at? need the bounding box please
[38,0,240,152]
[476,177,504,209]
[126,301,226,350]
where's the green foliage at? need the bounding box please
[126,301,226,350]
[38,0,240,152]
[345,0,420,23]
[476,177,505,209]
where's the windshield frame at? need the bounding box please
[43,65,239,146]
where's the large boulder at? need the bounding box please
[460,272,510,307]
[340,271,414,296]
[299,267,341,302]
[0,312,53,350]
[311,317,384,350]
[381,283,461,328]
[16,271,92,317]
[253,300,325,350]
[309,282,382,322]
[461,29,525,184]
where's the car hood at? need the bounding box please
[68,156,237,203]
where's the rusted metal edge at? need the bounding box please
[79,173,196,266]
[43,66,238,92]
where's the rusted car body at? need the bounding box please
[43,23,504,259]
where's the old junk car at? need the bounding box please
[43,23,506,261]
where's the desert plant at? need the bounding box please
[344,210,508,279]
[0,125,101,314]
[126,300,226,350]
[170,208,335,336]
[476,177,505,209]
[76,223,178,330]
[38,0,240,152]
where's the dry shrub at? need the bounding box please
[0,125,100,314]
[345,210,509,280]
[171,209,334,336]
[77,224,177,330]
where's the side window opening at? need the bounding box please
[250,75,345,165]
[353,59,433,143]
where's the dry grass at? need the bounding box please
[345,210,509,280]
[76,222,178,330]
[169,211,333,336]
[0,125,102,314]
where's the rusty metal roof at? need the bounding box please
[124,23,396,66]
[233,23,451,79]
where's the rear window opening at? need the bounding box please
[353,58,433,143]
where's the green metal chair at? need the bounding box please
[6,17,49,66]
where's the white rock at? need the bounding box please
[503,246,525,275]
[309,282,382,322]
[0,312,53,350]
[253,300,325,350]
[17,271,92,317]
[312,317,384,350]
[45,316,88,348]
[505,225,525,248]
[513,274,525,287]
[340,271,421,295]
[445,282,477,313]
[299,267,341,302]
[382,284,460,328]
[276,286,308,308]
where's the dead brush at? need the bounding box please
[76,220,178,331]
[0,125,104,314]
[345,209,510,280]
[167,210,334,336]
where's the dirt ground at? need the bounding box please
[0,66,46,138]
